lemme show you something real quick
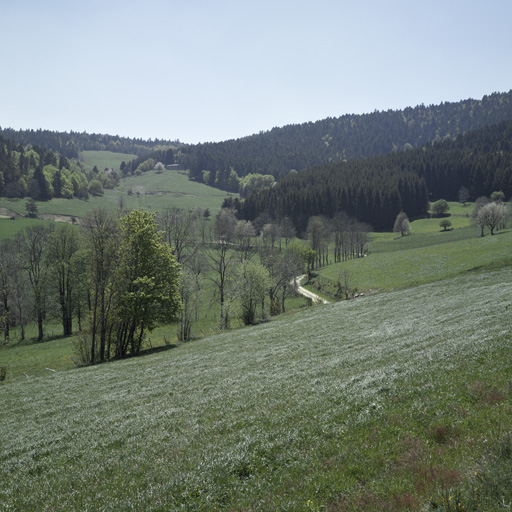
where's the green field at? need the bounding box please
[1,199,511,510]
[307,204,511,298]
[1,268,511,511]
[0,217,55,241]
[0,169,236,230]
[79,150,137,172]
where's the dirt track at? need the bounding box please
[294,275,330,304]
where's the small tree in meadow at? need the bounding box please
[393,212,410,236]
[431,199,450,217]
[88,179,104,197]
[439,219,452,231]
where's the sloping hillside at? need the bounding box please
[1,268,511,511]
[180,90,512,180]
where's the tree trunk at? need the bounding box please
[37,309,44,341]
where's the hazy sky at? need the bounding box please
[1,0,511,144]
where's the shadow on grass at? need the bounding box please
[136,343,179,357]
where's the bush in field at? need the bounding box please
[88,179,104,196]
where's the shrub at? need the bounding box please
[88,179,104,197]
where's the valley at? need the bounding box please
[1,91,512,511]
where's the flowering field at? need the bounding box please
[1,268,511,510]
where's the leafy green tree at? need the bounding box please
[135,158,155,174]
[431,199,450,217]
[235,261,271,325]
[491,190,505,203]
[439,219,452,231]
[239,173,275,198]
[15,225,54,341]
[287,240,316,279]
[115,210,181,357]
[47,224,80,336]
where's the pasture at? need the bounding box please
[1,199,511,510]
[0,168,236,234]
[79,150,137,173]
[310,203,512,297]
[1,268,511,510]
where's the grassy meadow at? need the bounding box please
[79,150,137,173]
[0,152,235,231]
[1,268,511,511]
[308,203,512,297]
[1,197,512,510]
[0,217,55,242]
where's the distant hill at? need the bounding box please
[178,90,512,182]
[230,119,512,231]
[0,127,178,159]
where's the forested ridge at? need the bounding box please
[178,90,512,182]
[229,119,512,232]
[0,127,178,159]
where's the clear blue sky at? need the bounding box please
[1,0,511,144]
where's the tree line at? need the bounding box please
[224,162,428,233]
[3,206,361,362]
[0,210,181,364]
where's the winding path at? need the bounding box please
[294,275,330,304]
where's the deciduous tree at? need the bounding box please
[16,225,54,341]
[431,199,450,217]
[477,202,508,235]
[47,224,80,336]
[115,209,181,356]
[235,261,271,325]
[82,209,119,362]
[393,212,411,236]
[207,208,238,329]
